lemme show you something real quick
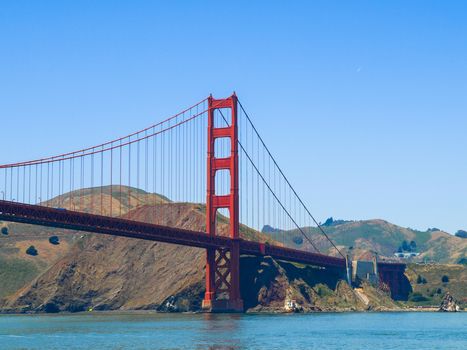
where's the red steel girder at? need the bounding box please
[0,199,349,269]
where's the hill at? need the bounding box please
[0,187,465,312]
[405,263,467,308]
[0,186,273,312]
[0,186,167,300]
[265,219,466,264]
[1,199,384,313]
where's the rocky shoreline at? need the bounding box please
[1,193,465,316]
[1,307,464,315]
[438,292,461,312]
[1,248,465,314]
[0,255,438,315]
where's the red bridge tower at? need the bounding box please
[202,94,244,312]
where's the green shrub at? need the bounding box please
[323,217,334,226]
[48,236,60,245]
[441,275,449,283]
[1,227,8,235]
[292,236,303,245]
[402,240,411,252]
[416,275,427,284]
[409,292,429,302]
[315,284,333,298]
[26,246,38,256]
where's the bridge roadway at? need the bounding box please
[0,200,345,269]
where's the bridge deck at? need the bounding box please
[0,200,346,269]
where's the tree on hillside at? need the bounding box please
[262,225,281,233]
[409,292,429,302]
[455,230,467,238]
[26,245,38,256]
[323,217,334,226]
[292,236,303,245]
[441,275,449,283]
[402,240,411,252]
[49,236,60,245]
[417,275,427,284]
[1,227,8,235]
[409,240,417,251]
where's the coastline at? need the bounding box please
[0,305,463,315]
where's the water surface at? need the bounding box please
[0,312,466,349]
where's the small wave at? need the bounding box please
[0,334,27,338]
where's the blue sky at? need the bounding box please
[0,1,466,233]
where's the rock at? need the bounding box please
[284,298,303,313]
[439,292,460,312]
[162,296,177,312]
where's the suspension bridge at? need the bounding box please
[0,94,405,312]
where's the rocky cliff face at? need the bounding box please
[127,255,400,313]
[2,203,208,313]
[2,239,399,313]
[0,187,404,313]
[439,292,460,312]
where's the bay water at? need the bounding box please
[0,312,465,349]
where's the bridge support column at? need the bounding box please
[202,94,244,313]
[377,263,407,300]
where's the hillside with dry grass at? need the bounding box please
[271,219,466,264]
[0,186,274,312]
[1,186,465,312]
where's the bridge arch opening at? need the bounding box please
[213,108,231,128]
[214,169,231,197]
[214,207,231,238]
[214,137,231,159]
